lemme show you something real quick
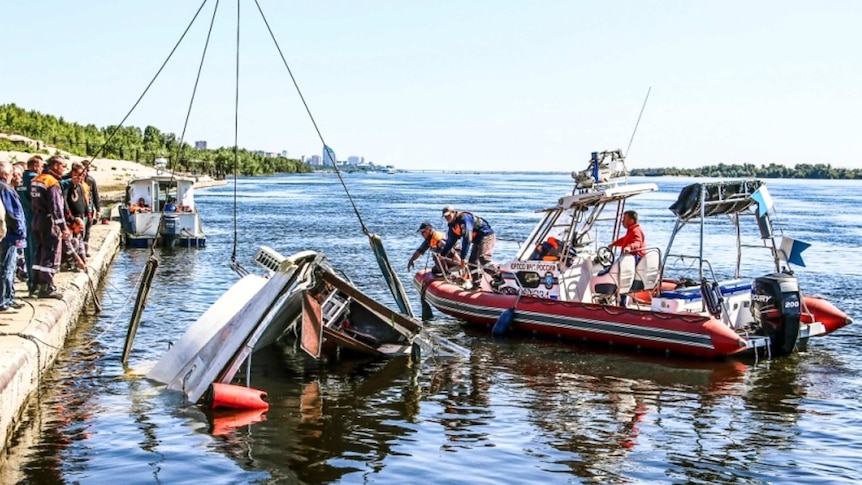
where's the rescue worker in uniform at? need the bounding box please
[440,205,496,288]
[30,155,68,299]
[407,221,459,275]
[529,236,561,261]
[19,156,42,295]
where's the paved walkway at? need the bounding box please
[0,221,121,453]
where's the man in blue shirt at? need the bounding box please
[440,205,496,289]
[0,161,27,311]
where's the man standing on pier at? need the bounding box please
[30,155,67,299]
[0,161,27,311]
[18,156,42,296]
[82,160,99,256]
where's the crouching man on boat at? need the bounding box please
[530,236,561,261]
[440,205,496,288]
[407,221,460,275]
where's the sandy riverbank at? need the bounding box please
[0,136,222,204]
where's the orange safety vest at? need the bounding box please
[429,230,446,251]
[541,237,560,261]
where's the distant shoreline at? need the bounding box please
[0,133,228,205]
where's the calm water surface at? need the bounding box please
[2,173,861,484]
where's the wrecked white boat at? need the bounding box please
[146,246,466,404]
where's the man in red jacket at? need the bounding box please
[609,210,645,260]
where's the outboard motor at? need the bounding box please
[751,273,802,355]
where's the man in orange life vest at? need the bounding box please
[440,205,496,287]
[530,236,561,261]
[30,155,68,299]
[407,221,459,274]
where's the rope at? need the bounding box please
[88,0,210,163]
[151,0,222,252]
[231,0,241,264]
[252,0,370,235]
[172,0,220,173]
[85,269,145,345]
[624,86,651,159]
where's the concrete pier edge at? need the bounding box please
[0,221,121,454]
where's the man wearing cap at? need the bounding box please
[440,205,496,288]
[30,155,68,299]
[407,221,458,274]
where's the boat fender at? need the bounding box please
[492,308,515,336]
[700,279,722,319]
[419,280,434,321]
[206,382,269,410]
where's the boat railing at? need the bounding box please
[431,253,500,290]
[661,254,740,326]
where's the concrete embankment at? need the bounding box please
[0,221,120,453]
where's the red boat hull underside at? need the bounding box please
[415,271,839,359]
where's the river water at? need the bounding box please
[2,173,861,484]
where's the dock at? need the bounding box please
[0,221,121,453]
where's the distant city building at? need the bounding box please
[308,154,322,166]
[347,156,360,165]
[194,140,207,149]
[281,150,289,158]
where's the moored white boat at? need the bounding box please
[118,174,206,247]
[415,150,852,359]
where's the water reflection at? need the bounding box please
[447,334,752,481]
[197,345,427,483]
[4,174,860,484]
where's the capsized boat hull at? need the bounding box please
[417,270,753,359]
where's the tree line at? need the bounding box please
[629,162,862,179]
[0,103,312,177]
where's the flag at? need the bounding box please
[323,145,337,167]
[779,236,810,267]
[751,185,773,217]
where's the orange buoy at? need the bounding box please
[206,382,269,410]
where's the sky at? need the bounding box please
[1,1,861,171]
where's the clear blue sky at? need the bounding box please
[2,1,860,171]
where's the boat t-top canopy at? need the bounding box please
[539,182,659,213]
[669,179,763,221]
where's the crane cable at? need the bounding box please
[252,0,370,236]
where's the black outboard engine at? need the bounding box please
[752,273,802,355]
